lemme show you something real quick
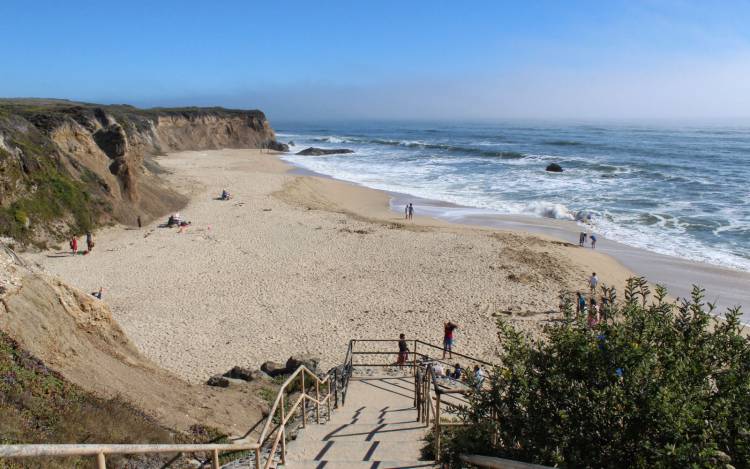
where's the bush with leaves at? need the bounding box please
[442,278,750,468]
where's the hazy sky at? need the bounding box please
[2,0,749,120]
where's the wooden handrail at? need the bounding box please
[0,443,259,457]
[459,454,554,469]
[350,339,494,366]
[256,365,333,469]
[0,443,260,469]
[0,364,334,469]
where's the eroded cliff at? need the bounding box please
[0,99,287,244]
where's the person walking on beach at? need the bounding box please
[397,333,409,369]
[443,321,458,358]
[579,232,587,247]
[86,231,94,254]
[405,204,409,220]
[407,203,414,220]
[589,272,599,295]
[590,233,597,249]
[70,237,78,256]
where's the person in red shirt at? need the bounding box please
[70,237,78,256]
[443,321,459,359]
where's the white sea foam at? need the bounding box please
[279,126,750,273]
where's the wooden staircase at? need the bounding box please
[278,374,437,469]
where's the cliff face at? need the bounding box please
[0,99,287,243]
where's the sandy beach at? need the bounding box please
[27,149,637,383]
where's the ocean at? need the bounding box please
[276,120,750,273]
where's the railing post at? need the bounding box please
[97,452,106,469]
[212,449,220,469]
[280,392,287,464]
[333,368,339,409]
[413,340,417,376]
[255,447,261,469]
[415,371,421,421]
[315,379,321,424]
[301,371,307,428]
[435,391,442,460]
[425,377,430,427]
[326,380,332,420]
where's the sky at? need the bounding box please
[1,0,750,120]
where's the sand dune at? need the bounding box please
[27,149,634,383]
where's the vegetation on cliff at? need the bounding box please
[0,99,284,246]
[440,279,749,468]
[0,330,173,468]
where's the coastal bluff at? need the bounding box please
[0,99,287,244]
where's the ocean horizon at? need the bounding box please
[276,119,750,273]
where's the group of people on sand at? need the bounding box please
[395,321,486,387]
[575,272,610,326]
[578,231,597,248]
[69,232,95,256]
[166,212,191,230]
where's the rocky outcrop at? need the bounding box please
[545,163,563,172]
[0,99,286,243]
[296,147,354,156]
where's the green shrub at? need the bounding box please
[442,278,749,468]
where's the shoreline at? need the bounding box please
[286,158,750,315]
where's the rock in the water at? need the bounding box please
[206,375,229,387]
[286,354,320,373]
[266,141,290,152]
[288,140,295,146]
[296,147,354,156]
[224,366,254,381]
[261,361,287,377]
[546,163,563,172]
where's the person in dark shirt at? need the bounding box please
[397,333,409,369]
[452,363,463,380]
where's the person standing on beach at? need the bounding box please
[405,204,409,219]
[70,237,78,256]
[86,231,94,253]
[579,232,587,247]
[407,203,414,220]
[591,234,597,249]
[443,321,458,358]
[137,215,142,228]
[589,272,599,295]
[397,333,409,369]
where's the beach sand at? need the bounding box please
[27,149,634,383]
